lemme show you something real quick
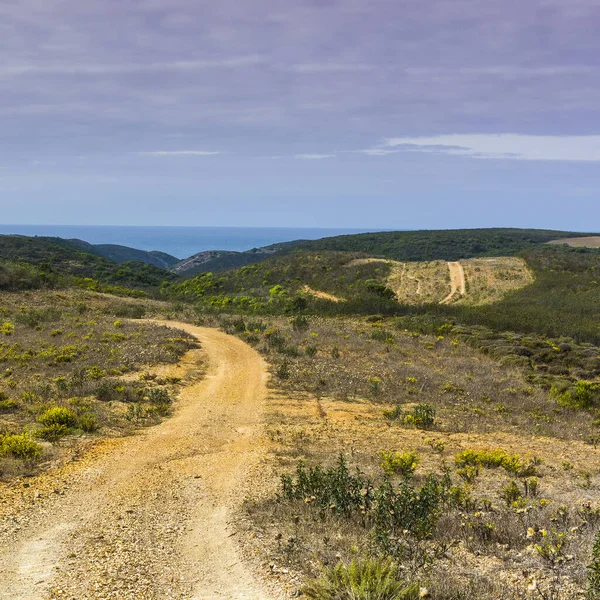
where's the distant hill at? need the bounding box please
[170,228,593,277]
[0,235,179,291]
[171,240,305,276]
[296,228,592,262]
[61,238,179,268]
[92,244,179,269]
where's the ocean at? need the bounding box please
[0,225,381,259]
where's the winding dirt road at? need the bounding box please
[441,261,466,304]
[0,322,274,600]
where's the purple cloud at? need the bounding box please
[1,0,599,226]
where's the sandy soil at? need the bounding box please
[301,285,344,303]
[440,261,466,304]
[548,236,600,248]
[0,322,276,600]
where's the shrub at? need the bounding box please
[280,455,373,515]
[499,480,522,506]
[290,315,309,331]
[279,456,450,546]
[86,366,107,381]
[15,306,61,328]
[0,433,43,460]
[302,559,419,600]
[276,359,290,380]
[457,465,479,483]
[36,423,69,441]
[588,529,600,599]
[0,398,19,412]
[111,304,146,319]
[455,449,538,477]
[0,321,14,336]
[380,450,420,478]
[79,413,99,433]
[405,404,435,429]
[147,387,171,404]
[37,406,78,428]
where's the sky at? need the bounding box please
[1,0,599,230]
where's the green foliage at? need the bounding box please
[534,530,569,565]
[455,449,538,477]
[110,303,146,319]
[0,261,53,291]
[0,433,43,460]
[276,359,291,380]
[167,251,401,316]
[279,455,450,542]
[443,247,600,345]
[405,404,436,429]
[147,387,172,404]
[499,481,523,506]
[36,423,70,441]
[588,529,600,599]
[15,306,61,328]
[302,558,419,600]
[554,380,600,410]
[0,234,179,294]
[280,455,373,515]
[299,228,581,262]
[79,413,99,433]
[0,321,14,336]
[380,450,420,478]
[37,406,79,428]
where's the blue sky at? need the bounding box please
[1,0,599,229]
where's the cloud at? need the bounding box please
[404,65,595,78]
[383,134,600,162]
[353,149,399,156]
[140,150,221,156]
[1,56,263,76]
[289,63,369,74]
[294,154,335,159]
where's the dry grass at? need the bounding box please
[389,261,450,305]
[0,290,200,480]
[230,315,600,598]
[458,257,534,306]
[362,257,533,307]
[549,237,600,248]
[302,285,345,303]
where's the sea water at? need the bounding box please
[0,225,381,259]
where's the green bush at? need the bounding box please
[302,559,419,600]
[588,529,600,599]
[37,406,78,428]
[380,450,420,478]
[79,413,99,433]
[499,481,523,506]
[280,455,450,542]
[36,423,70,441]
[0,433,43,460]
[0,398,19,412]
[280,455,373,515]
[405,404,435,429]
[147,387,171,404]
[455,448,538,477]
[111,304,146,319]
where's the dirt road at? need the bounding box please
[0,322,274,600]
[441,261,466,304]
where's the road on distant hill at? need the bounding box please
[441,261,466,304]
[0,322,275,600]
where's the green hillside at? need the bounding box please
[0,235,179,293]
[171,228,590,276]
[297,227,590,261]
